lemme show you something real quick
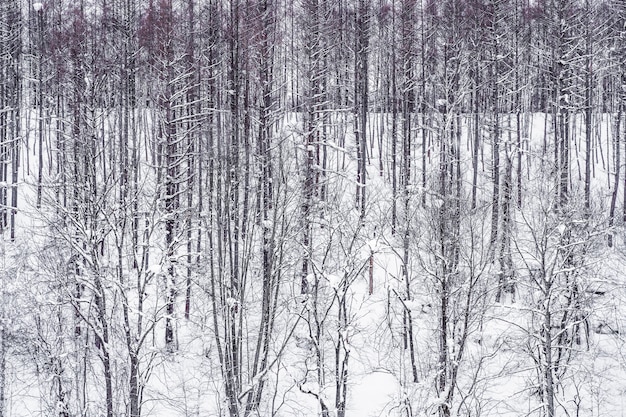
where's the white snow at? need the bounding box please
[325,272,341,289]
[148,263,162,275]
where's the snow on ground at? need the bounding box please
[347,371,400,417]
[5,111,626,417]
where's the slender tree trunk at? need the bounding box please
[584,11,592,215]
[184,0,197,320]
[609,110,620,247]
[400,0,418,383]
[244,1,279,413]
[93,271,114,417]
[36,9,44,209]
[335,286,350,417]
[301,0,323,293]
[471,70,480,210]
[354,0,368,219]
[496,147,514,302]
[5,0,20,240]
[490,45,501,251]
[0,326,5,417]
[391,16,398,233]
[542,296,555,417]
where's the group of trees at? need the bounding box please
[1,0,626,416]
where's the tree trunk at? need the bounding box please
[608,111,620,247]
[0,326,5,417]
[542,301,555,417]
[354,0,368,219]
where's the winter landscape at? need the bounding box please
[1,0,626,416]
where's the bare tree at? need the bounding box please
[513,186,601,417]
[0,0,20,240]
[354,0,369,219]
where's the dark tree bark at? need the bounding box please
[300,0,325,293]
[399,0,419,384]
[354,0,369,219]
[0,0,21,240]
[244,0,280,414]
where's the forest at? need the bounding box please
[2,0,626,416]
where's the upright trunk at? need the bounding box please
[489,34,501,251]
[354,0,368,219]
[0,326,5,417]
[420,2,432,209]
[158,0,178,348]
[301,0,322,293]
[559,110,569,207]
[244,1,278,413]
[608,110,621,247]
[438,263,450,417]
[400,0,418,383]
[35,8,44,209]
[335,285,350,417]
[163,88,178,348]
[496,145,514,302]
[128,352,140,417]
[514,0,524,209]
[93,271,114,417]
[436,8,463,413]
[5,0,20,240]
[184,0,197,320]
[391,14,398,233]
[220,1,244,414]
[584,8,592,215]
[552,4,570,209]
[542,296,555,417]
[471,67,480,210]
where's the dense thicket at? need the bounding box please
[1,0,626,416]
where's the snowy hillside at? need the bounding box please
[2,1,626,417]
